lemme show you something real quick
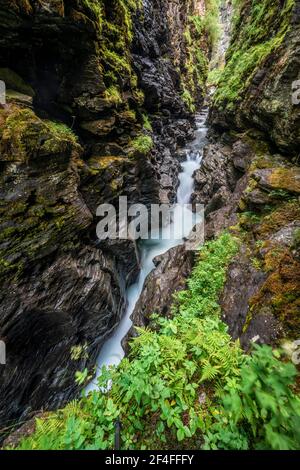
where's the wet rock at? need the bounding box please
[0,245,126,426]
[243,188,271,208]
[0,105,128,425]
[192,139,250,237]
[80,117,116,137]
[220,247,267,342]
[205,185,231,216]
[192,142,240,206]
[232,140,254,173]
[0,0,210,428]
[269,221,300,247]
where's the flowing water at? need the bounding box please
[85,111,208,393]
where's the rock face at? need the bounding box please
[131,244,194,328]
[0,1,212,426]
[209,0,300,156]
[192,138,251,238]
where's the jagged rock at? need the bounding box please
[231,140,254,172]
[240,308,282,351]
[0,245,126,425]
[191,139,250,237]
[80,117,117,136]
[131,244,194,329]
[192,142,240,206]
[269,221,300,247]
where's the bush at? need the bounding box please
[205,346,300,450]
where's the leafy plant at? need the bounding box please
[205,346,300,450]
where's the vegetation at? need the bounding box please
[11,233,300,450]
[0,106,81,280]
[181,0,221,110]
[130,134,154,155]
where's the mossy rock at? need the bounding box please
[268,168,300,194]
[250,245,300,337]
[86,156,126,173]
[252,167,300,195]
[258,201,300,238]
[0,68,35,97]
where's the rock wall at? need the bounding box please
[0,0,212,427]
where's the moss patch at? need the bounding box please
[0,68,35,96]
[0,106,79,162]
[250,246,300,337]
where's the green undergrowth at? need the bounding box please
[213,0,296,110]
[13,232,300,450]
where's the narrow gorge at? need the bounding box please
[0,0,300,452]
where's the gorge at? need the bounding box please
[0,0,300,451]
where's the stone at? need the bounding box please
[128,244,194,334]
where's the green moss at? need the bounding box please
[180,1,221,111]
[182,88,196,113]
[0,107,83,281]
[99,1,140,88]
[142,113,152,132]
[213,0,296,109]
[207,67,223,86]
[87,156,125,172]
[104,85,122,105]
[82,0,104,30]
[118,109,136,122]
[250,246,300,337]
[293,228,300,249]
[257,200,300,238]
[0,107,79,161]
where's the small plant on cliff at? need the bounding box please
[182,88,196,113]
[104,85,123,105]
[130,134,154,155]
[213,0,296,108]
